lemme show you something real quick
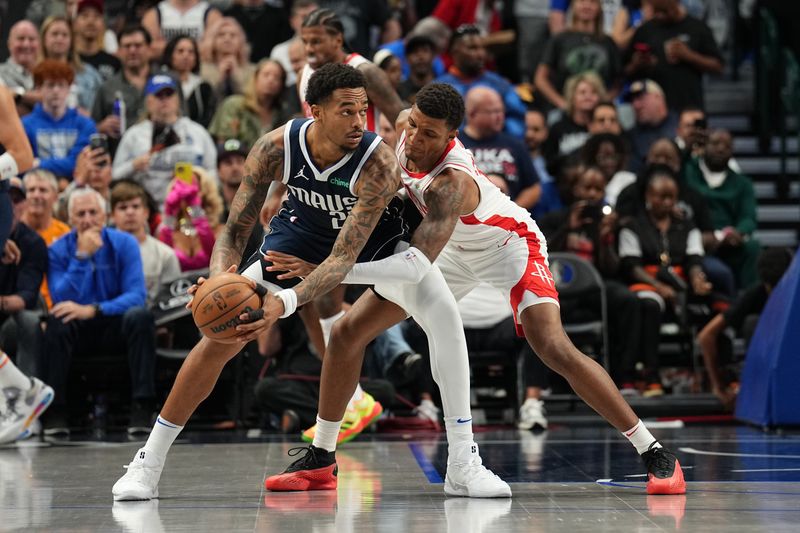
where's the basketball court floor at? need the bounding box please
[2,423,799,532]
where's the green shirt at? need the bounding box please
[684,158,757,235]
[208,95,293,148]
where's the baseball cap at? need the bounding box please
[145,75,177,96]
[8,177,25,199]
[624,79,664,102]
[217,139,249,162]
[77,0,104,14]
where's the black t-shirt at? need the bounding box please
[723,284,769,332]
[626,15,722,111]
[318,0,392,57]
[225,3,292,62]
[542,116,589,166]
[0,222,47,309]
[459,130,539,201]
[80,51,121,82]
[540,30,622,92]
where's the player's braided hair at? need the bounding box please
[414,83,465,130]
[302,8,345,36]
[305,63,366,106]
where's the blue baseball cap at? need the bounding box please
[145,74,177,96]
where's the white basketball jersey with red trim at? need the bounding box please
[396,131,546,249]
[299,53,382,132]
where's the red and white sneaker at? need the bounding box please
[641,442,686,495]
[265,445,337,492]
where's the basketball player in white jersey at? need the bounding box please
[142,0,222,58]
[263,84,687,496]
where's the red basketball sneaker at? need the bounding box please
[641,442,686,495]
[265,446,337,492]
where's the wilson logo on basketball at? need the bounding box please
[209,306,254,334]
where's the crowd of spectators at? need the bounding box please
[0,0,786,436]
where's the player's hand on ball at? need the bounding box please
[235,292,281,343]
[185,265,237,309]
[263,250,317,279]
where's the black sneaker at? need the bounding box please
[128,401,155,435]
[265,445,337,491]
[641,442,686,495]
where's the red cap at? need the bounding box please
[77,0,104,14]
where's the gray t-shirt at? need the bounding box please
[139,234,181,305]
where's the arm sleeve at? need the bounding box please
[342,247,432,285]
[48,240,94,304]
[39,118,97,178]
[98,234,147,315]
[15,235,47,309]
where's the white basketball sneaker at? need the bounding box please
[112,448,163,501]
[517,398,548,430]
[0,377,54,444]
[444,442,512,498]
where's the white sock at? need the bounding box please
[623,419,662,454]
[142,415,184,461]
[311,415,342,452]
[444,416,474,458]
[0,352,31,391]
[319,310,345,347]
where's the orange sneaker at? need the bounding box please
[642,443,686,495]
[265,446,337,492]
[301,393,383,445]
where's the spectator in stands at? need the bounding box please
[588,101,622,135]
[73,0,121,82]
[162,35,216,128]
[199,17,254,101]
[514,0,551,83]
[270,0,319,87]
[0,20,41,114]
[39,15,104,114]
[92,25,153,150]
[23,60,97,185]
[216,139,264,261]
[610,0,652,49]
[458,282,550,430]
[398,35,438,104]
[624,0,723,111]
[674,107,742,173]
[581,133,635,206]
[40,187,155,436]
[525,108,558,218]
[533,153,583,220]
[618,166,712,395]
[158,167,222,271]
[625,79,678,174]
[535,0,622,110]
[684,129,760,288]
[379,19,448,83]
[698,248,793,409]
[57,145,113,221]
[549,0,632,35]
[0,177,47,377]
[542,71,606,164]
[112,74,217,206]
[373,49,403,92]
[22,169,70,309]
[142,0,222,59]
[435,24,526,137]
[460,87,541,210]
[208,59,293,148]
[316,0,401,57]
[225,0,292,63]
[110,181,180,305]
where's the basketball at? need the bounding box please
[191,273,263,343]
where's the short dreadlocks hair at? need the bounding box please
[414,83,465,130]
[305,63,366,106]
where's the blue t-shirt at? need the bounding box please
[459,130,539,201]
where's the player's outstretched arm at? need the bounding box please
[211,129,284,275]
[0,87,34,179]
[362,63,408,124]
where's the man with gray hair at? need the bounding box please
[39,187,157,437]
[0,20,41,114]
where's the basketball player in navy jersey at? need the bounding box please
[0,86,54,444]
[112,64,509,500]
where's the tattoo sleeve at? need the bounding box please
[361,63,408,124]
[410,170,469,262]
[210,133,283,275]
[291,143,402,306]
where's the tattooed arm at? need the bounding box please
[409,168,479,262]
[210,128,285,275]
[360,63,407,124]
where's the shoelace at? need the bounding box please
[287,445,322,468]
[644,445,673,475]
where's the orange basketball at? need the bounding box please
[191,273,263,343]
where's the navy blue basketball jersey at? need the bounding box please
[280,118,383,235]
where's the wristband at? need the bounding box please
[274,289,297,318]
[0,152,19,181]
